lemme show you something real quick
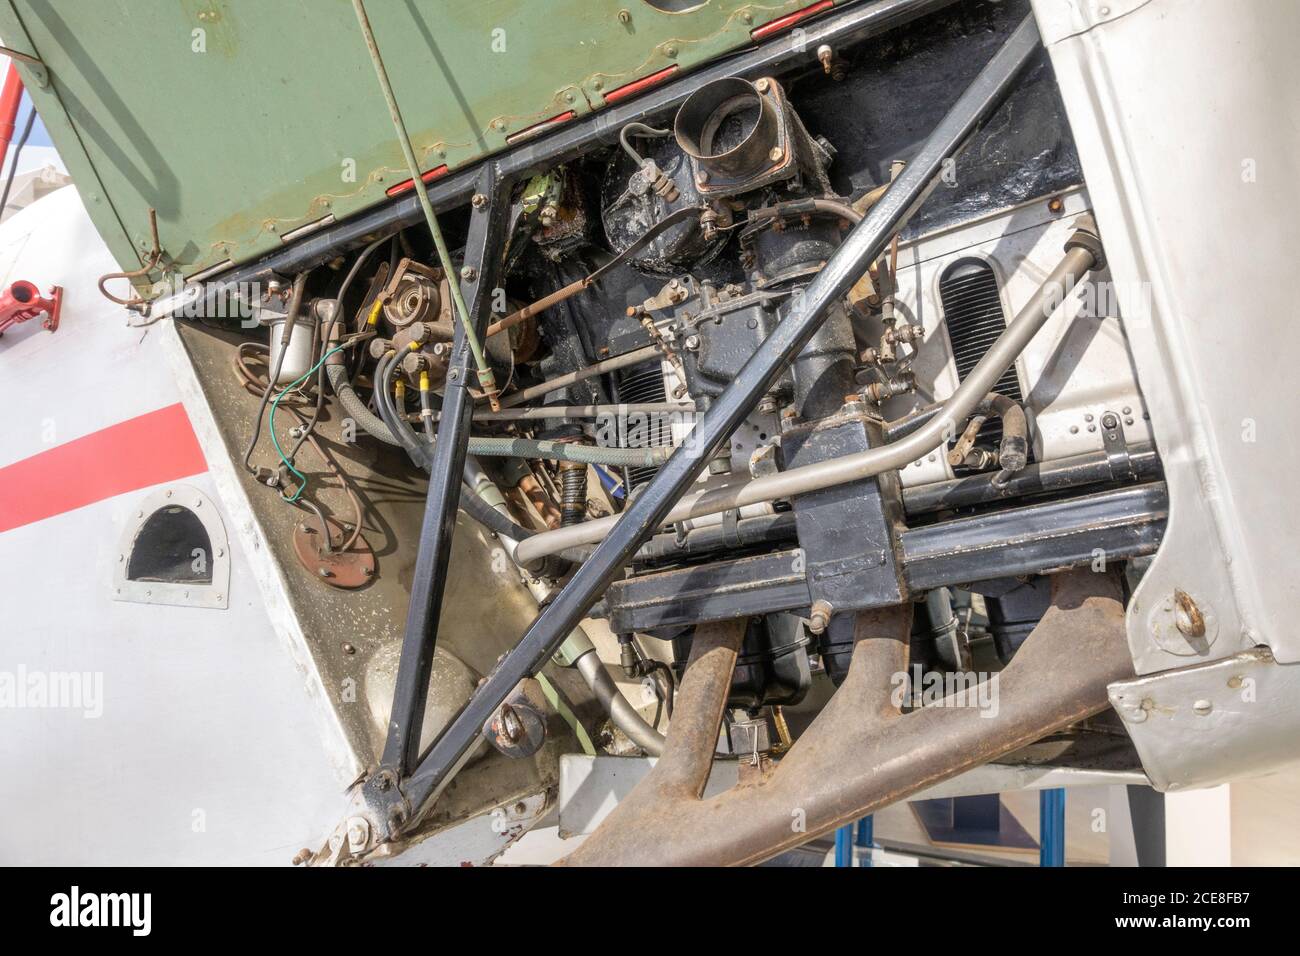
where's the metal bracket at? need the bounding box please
[1099,408,1134,479]
[0,45,48,88]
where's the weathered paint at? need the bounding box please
[0,0,833,288]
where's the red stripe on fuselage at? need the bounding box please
[0,403,207,534]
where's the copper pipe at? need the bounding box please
[486,278,587,338]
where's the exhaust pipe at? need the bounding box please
[562,566,1134,866]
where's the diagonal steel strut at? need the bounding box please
[372,15,1045,839]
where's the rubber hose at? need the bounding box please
[329,361,673,468]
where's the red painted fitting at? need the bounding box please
[0,280,63,335]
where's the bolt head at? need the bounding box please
[471,192,487,209]
[460,266,477,281]
[768,147,783,163]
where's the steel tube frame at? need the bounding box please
[371,164,511,790]
[362,16,1045,840]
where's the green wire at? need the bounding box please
[268,342,349,502]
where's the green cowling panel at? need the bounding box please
[0,0,832,289]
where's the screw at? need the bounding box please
[696,170,710,185]
[618,8,631,24]
[768,146,783,163]
[663,44,678,58]
[471,192,487,209]
[808,600,833,635]
[342,642,356,655]
[498,704,525,744]
[1193,699,1213,716]
[1174,590,1206,638]
[817,45,833,75]
[755,78,770,93]
[318,567,334,579]
[460,266,477,282]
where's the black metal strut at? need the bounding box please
[371,164,512,798]
[361,16,1045,838]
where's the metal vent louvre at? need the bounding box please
[938,259,1022,452]
[617,360,673,489]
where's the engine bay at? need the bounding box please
[169,0,1169,864]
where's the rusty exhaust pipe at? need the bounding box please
[562,566,1134,866]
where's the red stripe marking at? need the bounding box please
[751,0,835,40]
[0,403,207,534]
[602,65,679,106]
[386,165,450,198]
[505,109,578,145]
